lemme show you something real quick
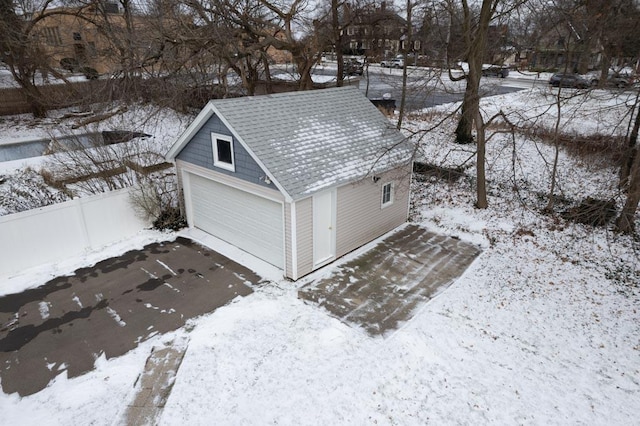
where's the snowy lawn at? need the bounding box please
[1,88,639,424]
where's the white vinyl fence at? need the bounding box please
[0,188,149,279]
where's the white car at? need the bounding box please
[380,58,404,69]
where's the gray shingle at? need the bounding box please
[210,86,412,200]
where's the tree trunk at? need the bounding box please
[546,85,564,211]
[332,0,344,87]
[620,93,640,188]
[454,0,494,145]
[397,0,412,130]
[296,58,314,90]
[454,107,475,144]
[475,109,487,208]
[616,146,640,233]
[25,89,48,118]
[262,56,273,94]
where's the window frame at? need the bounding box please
[381,182,394,208]
[211,132,235,172]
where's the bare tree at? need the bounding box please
[620,91,640,188]
[0,0,90,117]
[397,0,413,130]
[450,0,528,145]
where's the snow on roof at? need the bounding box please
[167,86,412,201]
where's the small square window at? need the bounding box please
[217,139,232,163]
[382,182,393,207]
[212,132,235,171]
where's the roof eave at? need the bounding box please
[291,153,414,201]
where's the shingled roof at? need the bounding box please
[166,86,412,201]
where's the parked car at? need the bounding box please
[548,72,590,89]
[343,58,364,76]
[481,64,509,78]
[380,57,404,69]
[80,66,99,80]
[60,57,79,72]
[60,57,99,80]
[588,73,632,88]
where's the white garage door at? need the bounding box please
[188,173,284,268]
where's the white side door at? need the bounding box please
[312,189,336,267]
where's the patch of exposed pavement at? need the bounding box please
[299,225,481,336]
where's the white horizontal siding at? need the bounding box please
[336,165,411,257]
[295,197,314,277]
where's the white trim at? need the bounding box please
[381,182,394,208]
[211,132,235,172]
[181,169,194,227]
[406,163,413,220]
[290,201,298,280]
[177,160,284,203]
[281,202,288,278]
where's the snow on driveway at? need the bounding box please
[299,224,481,335]
[0,237,256,396]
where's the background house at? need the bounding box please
[30,2,209,76]
[166,86,413,280]
[342,1,408,60]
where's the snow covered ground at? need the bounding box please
[1,88,639,424]
[0,105,190,215]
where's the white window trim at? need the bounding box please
[381,182,394,208]
[211,132,235,172]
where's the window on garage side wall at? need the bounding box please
[212,132,235,172]
[382,182,393,207]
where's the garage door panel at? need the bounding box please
[189,173,283,268]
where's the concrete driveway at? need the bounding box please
[299,225,481,336]
[0,237,260,396]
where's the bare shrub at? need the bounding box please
[526,127,627,166]
[128,171,181,225]
[561,197,618,227]
[413,161,466,183]
[43,133,136,195]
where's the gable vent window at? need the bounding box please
[212,132,235,172]
[382,182,393,207]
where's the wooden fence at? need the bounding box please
[0,79,118,116]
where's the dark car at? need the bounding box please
[549,72,590,89]
[80,66,99,80]
[343,59,364,76]
[481,65,509,78]
[60,57,79,72]
[589,73,631,88]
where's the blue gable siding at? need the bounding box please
[176,114,276,189]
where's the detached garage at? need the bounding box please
[166,86,413,280]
